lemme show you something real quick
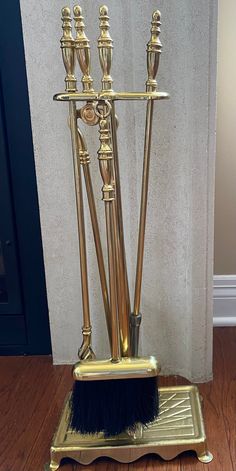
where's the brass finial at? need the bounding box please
[73,5,94,92]
[146,10,162,92]
[60,7,77,92]
[98,5,113,91]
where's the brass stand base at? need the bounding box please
[45,385,213,470]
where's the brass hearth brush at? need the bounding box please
[57,5,168,437]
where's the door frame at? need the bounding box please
[0,0,51,354]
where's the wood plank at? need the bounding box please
[214,328,236,468]
[23,365,72,471]
[180,327,235,471]
[0,356,69,471]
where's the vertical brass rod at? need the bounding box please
[82,163,112,346]
[98,115,120,361]
[69,102,95,360]
[133,100,154,316]
[73,5,112,347]
[110,105,131,356]
[132,11,162,356]
[98,5,130,356]
[61,7,94,360]
[106,202,120,361]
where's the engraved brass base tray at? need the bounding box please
[45,385,213,470]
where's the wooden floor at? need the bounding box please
[0,327,235,471]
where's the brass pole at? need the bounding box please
[73,5,112,347]
[131,11,162,356]
[98,5,130,356]
[61,7,95,360]
[110,104,131,355]
[97,112,120,361]
[76,127,112,346]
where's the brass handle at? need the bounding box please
[132,10,162,356]
[73,5,94,92]
[60,7,77,92]
[146,10,162,92]
[61,7,94,360]
[98,5,131,357]
[98,5,113,92]
[73,6,112,348]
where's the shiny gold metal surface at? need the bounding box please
[132,11,162,356]
[70,102,96,361]
[76,125,112,348]
[97,108,120,362]
[98,5,113,92]
[73,13,112,346]
[60,7,77,92]
[98,5,130,357]
[73,5,94,92]
[54,90,169,101]
[50,10,213,471]
[70,104,91,354]
[77,102,99,126]
[45,385,213,470]
[72,7,112,344]
[111,105,131,357]
[73,356,160,381]
[61,8,95,361]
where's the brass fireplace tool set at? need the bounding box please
[45,5,213,470]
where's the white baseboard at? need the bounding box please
[213,275,236,326]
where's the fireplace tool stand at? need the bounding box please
[45,5,212,470]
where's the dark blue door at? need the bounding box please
[0,0,51,354]
[0,89,25,345]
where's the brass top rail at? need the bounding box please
[53,91,169,102]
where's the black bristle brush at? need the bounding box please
[71,366,159,437]
[69,109,160,437]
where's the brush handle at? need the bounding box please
[73,5,94,92]
[97,109,120,362]
[132,11,162,356]
[61,8,95,360]
[98,5,131,356]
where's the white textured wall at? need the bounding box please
[20,0,217,382]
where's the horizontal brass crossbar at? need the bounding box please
[54,90,170,102]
